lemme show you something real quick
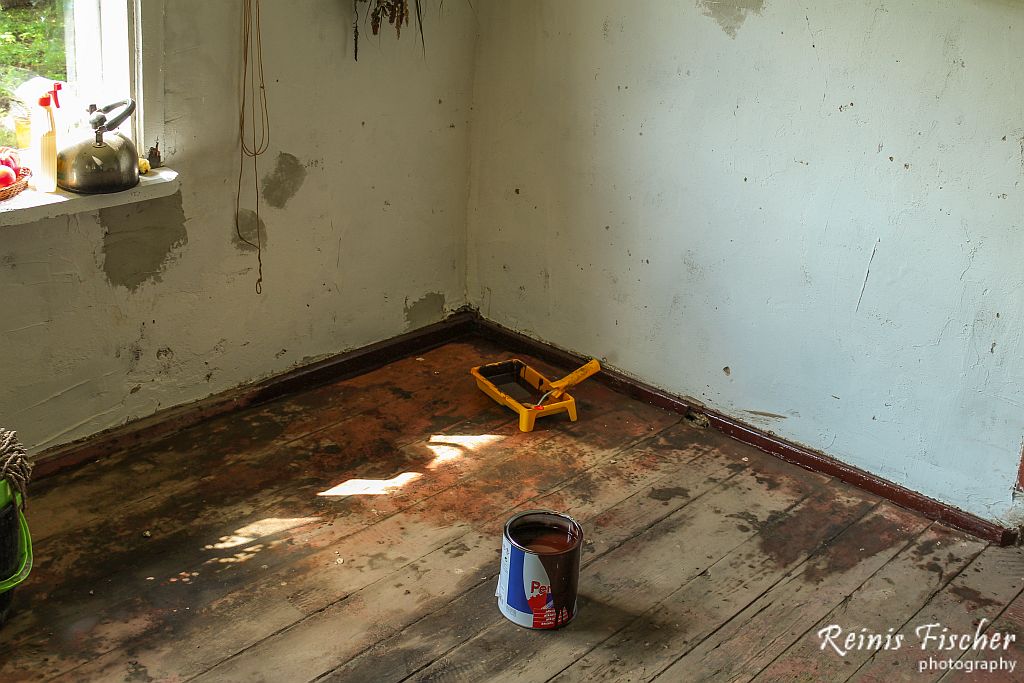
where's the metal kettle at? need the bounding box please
[57,99,140,194]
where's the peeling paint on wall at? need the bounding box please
[696,0,765,38]
[261,152,307,209]
[232,209,269,251]
[404,292,446,329]
[100,193,188,291]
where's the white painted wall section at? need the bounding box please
[467,0,1024,523]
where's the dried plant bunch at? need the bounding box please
[371,0,410,37]
[352,0,425,60]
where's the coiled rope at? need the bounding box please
[0,429,31,510]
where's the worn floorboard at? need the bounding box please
[548,481,879,683]
[1,338,1022,683]
[755,524,986,682]
[849,545,1024,683]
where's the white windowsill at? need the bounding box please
[0,167,180,228]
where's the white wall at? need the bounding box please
[0,0,477,451]
[467,0,1024,524]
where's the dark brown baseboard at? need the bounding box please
[33,311,477,480]
[473,317,1020,547]
[33,309,1019,546]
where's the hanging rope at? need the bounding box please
[0,429,31,511]
[235,0,272,294]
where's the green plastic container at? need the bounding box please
[0,479,33,626]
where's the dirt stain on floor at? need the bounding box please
[758,492,871,568]
[648,486,691,502]
[801,512,902,584]
[949,584,1000,610]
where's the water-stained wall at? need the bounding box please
[0,0,476,451]
[467,0,1024,523]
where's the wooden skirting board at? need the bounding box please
[34,309,1019,546]
[32,311,478,480]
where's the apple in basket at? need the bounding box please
[0,146,21,176]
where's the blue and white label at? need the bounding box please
[497,533,567,628]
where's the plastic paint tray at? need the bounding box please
[471,358,600,432]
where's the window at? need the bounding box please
[0,0,175,225]
[0,0,68,147]
[0,0,162,152]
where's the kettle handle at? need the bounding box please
[94,99,136,132]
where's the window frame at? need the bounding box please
[64,0,163,150]
[129,0,163,153]
[0,0,176,227]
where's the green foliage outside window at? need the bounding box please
[0,0,67,147]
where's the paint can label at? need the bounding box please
[496,510,582,629]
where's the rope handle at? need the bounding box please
[0,494,32,593]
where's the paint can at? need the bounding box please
[496,510,583,629]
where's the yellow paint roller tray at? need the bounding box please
[470,358,601,432]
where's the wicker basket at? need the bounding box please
[0,169,32,202]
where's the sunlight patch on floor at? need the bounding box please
[425,434,504,469]
[317,472,423,496]
[204,516,321,550]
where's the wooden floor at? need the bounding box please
[3,338,1024,682]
